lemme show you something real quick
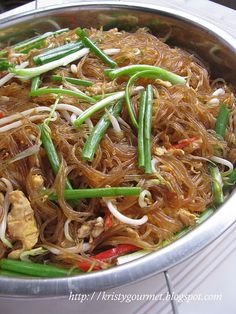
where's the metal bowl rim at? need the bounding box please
[0,0,235,297]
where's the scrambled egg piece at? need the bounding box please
[7,190,39,259]
[31,174,44,190]
[177,208,197,227]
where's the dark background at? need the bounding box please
[0,0,235,11]
[212,0,236,9]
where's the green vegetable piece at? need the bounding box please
[138,91,146,168]
[0,258,82,278]
[51,75,93,87]
[76,28,117,68]
[39,124,73,190]
[104,65,186,85]
[215,104,229,139]
[144,85,153,174]
[82,100,122,161]
[47,187,142,201]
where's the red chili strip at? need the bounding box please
[93,244,138,260]
[172,136,198,149]
[77,244,139,272]
[0,112,4,118]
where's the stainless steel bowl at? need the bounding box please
[0,1,235,298]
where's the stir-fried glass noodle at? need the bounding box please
[0,27,235,277]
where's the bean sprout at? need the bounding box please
[105,200,148,226]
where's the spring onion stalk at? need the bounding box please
[76,28,117,68]
[35,41,81,58]
[0,31,63,57]
[0,61,29,88]
[82,100,122,161]
[0,59,13,71]
[213,103,232,191]
[0,51,7,57]
[20,41,45,54]
[33,41,84,65]
[30,76,41,92]
[104,65,186,85]
[224,169,236,190]
[33,44,119,66]
[144,85,153,174]
[20,247,48,262]
[10,47,90,79]
[73,86,143,128]
[227,170,236,184]
[0,259,82,277]
[46,187,142,201]
[30,87,95,103]
[0,269,32,277]
[39,124,73,190]
[138,91,146,167]
[209,165,224,205]
[12,28,69,51]
[215,104,229,139]
[125,76,140,129]
[126,69,181,128]
[51,75,93,87]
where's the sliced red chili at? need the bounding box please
[93,244,138,261]
[0,112,4,119]
[172,136,198,149]
[77,244,139,272]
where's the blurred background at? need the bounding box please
[0,0,235,12]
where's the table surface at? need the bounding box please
[0,1,236,314]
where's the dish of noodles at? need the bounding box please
[0,26,235,277]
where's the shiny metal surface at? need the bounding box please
[164,271,179,314]
[0,1,235,298]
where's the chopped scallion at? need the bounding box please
[144,85,153,174]
[30,87,95,103]
[76,28,117,68]
[82,100,122,161]
[104,65,186,85]
[46,187,142,201]
[51,75,93,87]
